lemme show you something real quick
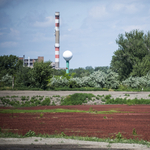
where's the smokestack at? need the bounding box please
[55,12,60,68]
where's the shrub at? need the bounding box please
[41,97,50,106]
[61,93,95,105]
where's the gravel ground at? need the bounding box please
[0,137,150,150]
[0,91,150,106]
[1,91,150,99]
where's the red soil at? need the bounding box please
[0,105,150,141]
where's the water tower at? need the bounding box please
[63,50,73,74]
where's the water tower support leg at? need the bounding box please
[66,61,69,74]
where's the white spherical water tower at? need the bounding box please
[63,50,73,74]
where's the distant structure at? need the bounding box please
[19,55,44,68]
[55,12,60,68]
[63,50,73,73]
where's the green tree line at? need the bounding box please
[1,29,150,90]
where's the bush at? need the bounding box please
[41,97,51,106]
[61,93,95,105]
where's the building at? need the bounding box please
[19,55,44,68]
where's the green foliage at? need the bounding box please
[111,30,150,81]
[61,93,95,105]
[51,87,109,91]
[131,55,150,77]
[15,65,32,87]
[40,113,44,118]
[105,97,150,105]
[53,95,60,97]
[116,132,123,140]
[41,97,51,106]
[105,69,119,89]
[69,67,90,78]
[48,70,119,89]
[24,130,36,137]
[52,101,56,106]
[0,74,12,86]
[94,66,109,73]
[28,61,53,89]
[103,116,108,119]
[21,96,28,101]
[104,94,111,99]
[122,76,150,88]
[0,55,22,79]
[132,128,137,135]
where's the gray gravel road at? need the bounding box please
[0,90,150,99]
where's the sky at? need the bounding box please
[0,0,150,69]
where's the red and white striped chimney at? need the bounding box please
[55,12,60,68]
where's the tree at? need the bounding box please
[94,66,109,73]
[15,65,32,87]
[85,66,94,74]
[131,55,150,77]
[69,67,90,78]
[0,55,23,88]
[110,30,150,81]
[29,61,53,89]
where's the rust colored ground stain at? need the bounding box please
[0,105,150,141]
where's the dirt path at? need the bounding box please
[0,137,149,150]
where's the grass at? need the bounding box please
[0,108,120,114]
[0,130,149,148]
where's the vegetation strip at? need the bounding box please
[0,131,150,148]
[0,108,119,114]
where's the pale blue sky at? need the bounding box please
[0,0,150,69]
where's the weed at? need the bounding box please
[24,130,36,137]
[94,103,97,105]
[89,107,93,112]
[96,96,99,100]
[104,94,111,99]
[103,116,108,119]
[52,101,56,106]
[53,95,60,97]
[31,96,36,100]
[40,113,44,118]
[41,97,51,106]
[92,98,95,101]
[132,128,137,135]
[60,132,66,137]
[34,139,38,142]
[11,95,18,98]
[39,96,44,101]
[21,96,26,101]
[6,96,10,98]
[116,132,123,140]
[107,143,111,147]
[125,94,130,96]
[101,98,106,102]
